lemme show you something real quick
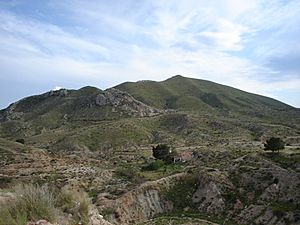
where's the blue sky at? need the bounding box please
[0,0,300,109]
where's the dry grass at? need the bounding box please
[0,184,91,225]
[57,188,90,225]
[0,184,58,225]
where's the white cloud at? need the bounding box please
[0,0,299,107]
[197,18,249,51]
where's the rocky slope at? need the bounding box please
[0,87,162,123]
[97,173,186,224]
[95,153,300,225]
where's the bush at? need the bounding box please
[0,184,91,225]
[0,184,58,225]
[152,144,171,160]
[144,160,165,171]
[164,174,199,209]
[264,137,285,153]
[57,188,90,225]
[115,166,144,183]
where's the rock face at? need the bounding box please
[192,171,234,214]
[98,173,186,224]
[95,88,162,117]
[228,154,300,225]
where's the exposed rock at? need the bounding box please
[192,171,234,214]
[229,154,300,224]
[88,209,113,225]
[0,102,23,121]
[95,88,162,117]
[26,220,58,225]
[98,173,186,224]
[25,210,112,225]
[236,204,266,224]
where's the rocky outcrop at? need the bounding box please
[97,173,186,224]
[192,171,234,214]
[0,89,69,122]
[0,87,162,123]
[95,88,162,117]
[25,209,113,225]
[88,209,113,225]
[229,154,300,205]
[0,102,24,121]
[228,154,300,225]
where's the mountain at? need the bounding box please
[116,75,298,121]
[1,75,300,225]
[0,75,299,151]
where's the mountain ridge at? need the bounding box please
[0,75,299,152]
[1,75,297,111]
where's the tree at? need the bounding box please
[152,144,171,160]
[264,137,284,153]
[152,144,180,163]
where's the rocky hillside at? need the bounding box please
[97,153,300,225]
[0,75,299,225]
[0,87,162,123]
[0,76,299,153]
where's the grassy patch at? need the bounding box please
[142,160,165,171]
[261,152,300,170]
[140,163,185,181]
[271,201,300,212]
[0,184,92,225]
[164,174,199,209]
[115,165,144,184]
[0,184,58,225]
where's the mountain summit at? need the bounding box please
[116,75,293,112]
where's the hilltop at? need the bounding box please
[116,75,298,122]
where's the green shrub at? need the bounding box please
[264,137,285,153]
[152,144,171,160]
[144,160,165,171]
[115,166,144,183]
[164,174,199,209]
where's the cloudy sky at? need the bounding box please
[0,0,300,109]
